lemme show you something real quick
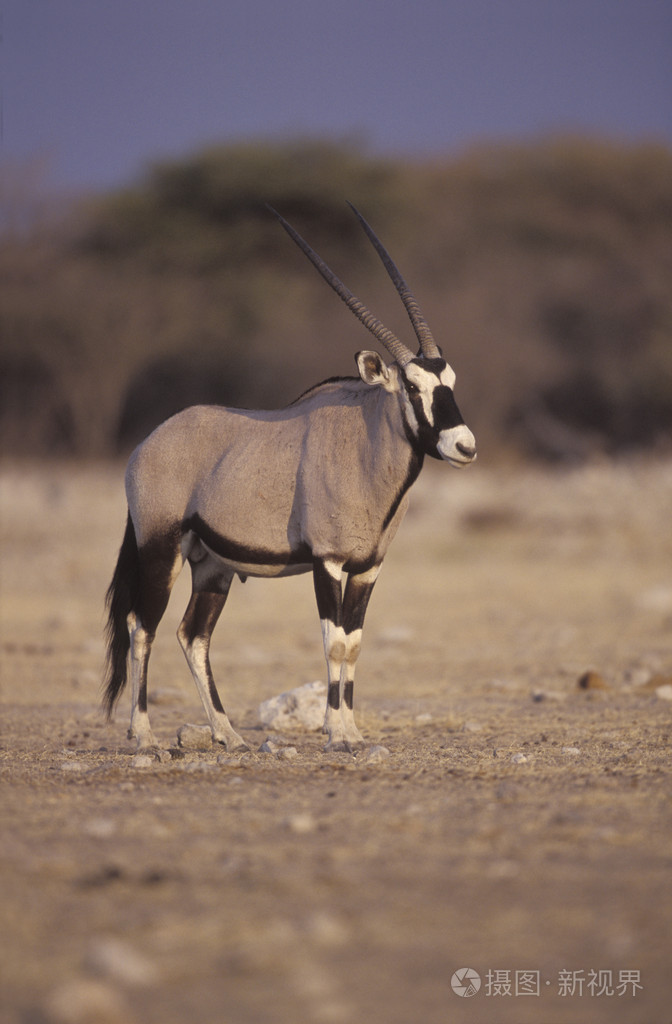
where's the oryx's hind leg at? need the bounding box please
[177,576,249,752]
[313,558,380,752]
[128,531,183,749]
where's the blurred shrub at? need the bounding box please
[1,137,671,460]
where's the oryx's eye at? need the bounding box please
[406,382,419,397]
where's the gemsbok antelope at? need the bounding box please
[104,204,477,752]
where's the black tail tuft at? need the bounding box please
[103,512,140,718]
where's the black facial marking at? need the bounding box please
[432,386,465,431]
[411,356,445,378]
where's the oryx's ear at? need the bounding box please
[356,350,396,390]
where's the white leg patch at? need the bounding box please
[127,618,157,750]
[178,635,249,752]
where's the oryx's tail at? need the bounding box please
[103,511,139,718]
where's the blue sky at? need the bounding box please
[3,0,671,192]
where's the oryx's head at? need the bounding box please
[269,203,477,467]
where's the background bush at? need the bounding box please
[2,137,671,461]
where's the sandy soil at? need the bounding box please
[1,458,671,1024]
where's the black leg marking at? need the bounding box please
[328,681,340,710]
[343,680,354,711]
[343,575,376,634]
[178,590,228,714]
[136,526,183,635]
[313,558,343,625]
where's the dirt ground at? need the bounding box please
[1,457,671,1024]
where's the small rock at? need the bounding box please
[655,683,672,702]
[640,673,672,693]
[361,745,391,764]
[276,746,298,760]
[259,681,326,731]
[85,935,158,986]
[84,818,117,839]
[510,752,528,764]
[561,746,581,756]
[129,754,156,769]
[285,812,316,834]
[259,739,281,754]
[531,689,566,702]
[42,978,130,1024]
[60,760,86,773]
[462,720,483,732]
[176,723,212,750]
[578,670,609,691]
[415,712,433,724]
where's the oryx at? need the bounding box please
[104,204,476,752]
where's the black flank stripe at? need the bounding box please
[184,513,312,567]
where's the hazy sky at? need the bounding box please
[3,0,672,192]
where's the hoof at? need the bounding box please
[323,739,354,754]
[216,735,250,754]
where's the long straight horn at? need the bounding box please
[268,206,414,368]
[347,202,441,360]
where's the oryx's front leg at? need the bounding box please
[313,558,379,752]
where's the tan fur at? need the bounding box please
[125,370,413,572]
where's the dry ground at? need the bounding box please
[1,458,671,1024]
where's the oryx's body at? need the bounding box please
[104,206,476,752]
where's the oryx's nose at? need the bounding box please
[456,441,477,460]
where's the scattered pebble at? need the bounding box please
[129,754,156,769]
[361,745,391,764]
[561,746,581,756]
[531,689,566,702]
[259,739,281,754]
[285,812,316,834]
[85,935,158,986]
[656,683,672,701]
[42,979,130,1024]
[177,723,213,750]
[276,746,298,761]
[510,753,529,764]
[462,720,483,732]
[578,670,609,691]
[414,712,433,724]
[635,672,668,692]
[84,818,117,839]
